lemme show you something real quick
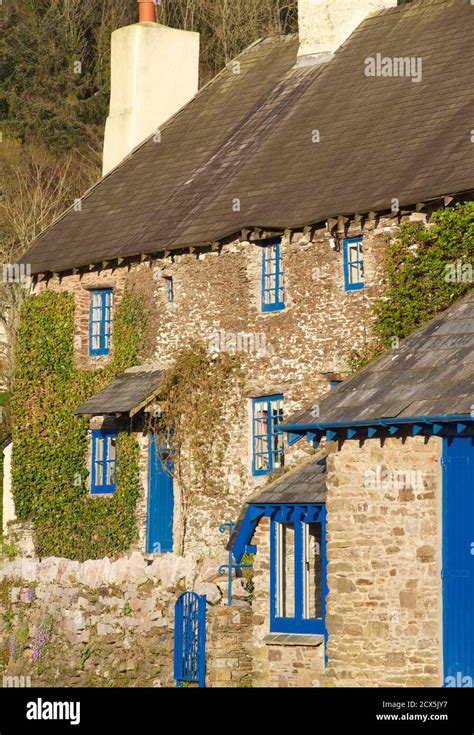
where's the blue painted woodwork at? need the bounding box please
[230,503,327,635]
[165,276,174,303]
[174,591,206,687]
[261,239,285,311]
[146,433,174,553]
[442,436,474,685]
[91,429,117,494]
[280,414,474,437]
[252,395,284,476]
[218,521,253,606]
[269,505,327,634]
[343,236,364,291]
[89,289,113,355]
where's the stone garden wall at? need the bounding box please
[0,552,251,688]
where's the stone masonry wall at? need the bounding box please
[325,434,443,687]
[32,216,408,556]
[0,552,252,688]
[206,606,253,687]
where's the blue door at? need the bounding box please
[442,436,474,685]
[146,434,174,553]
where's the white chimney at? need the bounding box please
[102,1,199,176]
[297,0,398,66]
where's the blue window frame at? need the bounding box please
[270,505,327,634]
[91,429,117,494]
[165,276,174,303]
[261,239,284,311]
[343,236,364,291]
[252,395,284,476]
[89,289,113,355]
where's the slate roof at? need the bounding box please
[74,369,163,416]
[22,0,474,275]
[227,454,327,550]
[282,290,474,429]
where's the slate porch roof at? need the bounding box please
[281,290,474,430]
[21,0,474,275]
[227,454,327,551]
[74,369,163,416]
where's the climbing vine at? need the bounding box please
[11,287,145,561]
[349,202,474,370]
[151,342,243,553]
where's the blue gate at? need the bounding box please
[174,592,206,687]
[442,436,474,686]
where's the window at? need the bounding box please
[261,239,284,311]
[343,236,364,291]
[165,276,173,303]
[252,395,284,476]
[270,506,327,634]
[91,429,117,494]
[89,289,113,355]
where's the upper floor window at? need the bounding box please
[261,239,284,312]
[89,289,113,356]
[271,505,327,634]
[252,394,284,476]
[165,276,174,303]
[343,236,364,291]
[91,429,117,494]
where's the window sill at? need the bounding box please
[263,633,324,647]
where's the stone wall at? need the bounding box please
[325,434,443,687]
[207,606,253,687]
[0,552,252,688]
[32,219,399,557]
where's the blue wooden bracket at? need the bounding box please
[219,521,252,606]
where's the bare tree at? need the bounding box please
[0,140,93,387]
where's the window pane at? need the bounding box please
[108,436,117,462]
[348,243,358,263]
[95,461,104,487]
[304,522,322,619]
[106,461,116,486]
[277,523,295,618]
[95,437,104,461]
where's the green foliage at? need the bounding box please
[241,552,254,602]
[2,0,297,160]
[79,644,92,670]
[11,288,144,560]
[154,342,243,552]
[1,540,18,562]
[1,0,137,157]
[3,608,14,632]
[373,203,474,347]
[123,600,133,617]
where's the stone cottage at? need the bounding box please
[7,0,474,566]
[230,292,474,687]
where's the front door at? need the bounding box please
[442,436,474,686]
[146,433,174,554]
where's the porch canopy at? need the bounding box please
[74,368,164,417]
[280,291,474,447]
[229,454,327,562]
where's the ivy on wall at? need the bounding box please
[11,287,145,561]
[152,342,243,553]
[349,202,474,371]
